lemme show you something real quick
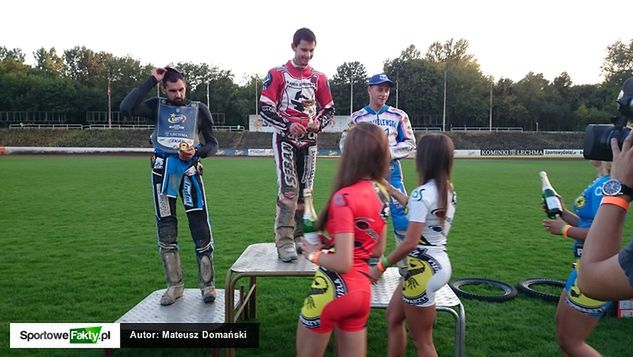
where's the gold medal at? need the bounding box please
[179,141,190,151]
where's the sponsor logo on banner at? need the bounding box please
[543,149,583,157]
[248,149,274,156]
[10,323,120,348]
[454,150,481,158]
[480,149,544,156]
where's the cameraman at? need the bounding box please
[579,131,633,300]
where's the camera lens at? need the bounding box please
[583,124,631,161]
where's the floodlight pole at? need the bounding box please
[349,68,353,115]
[442,65,447,132]
[396,71,399,109]
[206,82,210,108]
[255,77,259,115]
[107,77,112,129]
[489,81,493,131]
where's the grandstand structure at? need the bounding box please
[0,111,67,125]
[0,128,585,151]
[231,131,583,151]
[1,110,229,130]
[0,110,585,151]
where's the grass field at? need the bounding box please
[1,156,632,356]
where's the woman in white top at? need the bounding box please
[370,133,457,357]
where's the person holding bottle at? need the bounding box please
[297,122,389,357]
[369,133,457,357]
[542,160,612,356]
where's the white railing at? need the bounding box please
[8,124,83,129]
[412,127,442,132]
[450,127,523,132]
[215,125,245,132]
[0,111,67,124]
[86,124,155,130]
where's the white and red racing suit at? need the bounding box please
[259,60,335,248]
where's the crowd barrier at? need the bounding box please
[0,147,585,158]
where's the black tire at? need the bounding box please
[449,278,518,302]
[517,278,565,303]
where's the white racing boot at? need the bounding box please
[198,254,216,303]
[160,250,184,306]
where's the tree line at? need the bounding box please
[1,39,633,130]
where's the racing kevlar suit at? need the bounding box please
[259,60,335,261]
[120,75,219,303]
[340,104,416,270]
[564,175,613,316]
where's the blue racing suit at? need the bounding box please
[565,175,612,317]
[340,104,416,242]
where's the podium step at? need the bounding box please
[116,288,239,323]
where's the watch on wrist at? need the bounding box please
[602,179,633,197]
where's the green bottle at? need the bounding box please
[303,189,320,245]
[539,171,562,218]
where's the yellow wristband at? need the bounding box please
[601,196,630,212]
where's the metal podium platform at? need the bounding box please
[371,267,466,357]
[224,243,465,357]
[106,289,240,356]
[116,288,239,323]
[225,243,317,324]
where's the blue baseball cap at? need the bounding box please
[368,73,394,87]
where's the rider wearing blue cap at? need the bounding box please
[340,73,416,273]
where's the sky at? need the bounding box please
[2,0,629,85]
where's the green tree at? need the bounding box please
[0,46,27,73]
[602,39,633,86]
[384,55,442,127]
[426,39,474,63]
[173,62,244,125]
[34,47,64,76]
[491,78,527,128]
[63,46,112,87]
[424,39,489,128]
[330,61,368,115]
[108,56,149,111]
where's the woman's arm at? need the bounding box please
[370,221,423,281]
[381,178,408,206]
[542,218,589,241]
[386,221,423,264]
[559,207,580,226]
[301,233,354,274]
[579,133,633,299]
[579,204,633,299]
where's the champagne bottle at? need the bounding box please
[539,171,563,218]
[303,188,320,245]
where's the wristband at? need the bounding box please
[382,257,392,268]
[308,251,322,264]
[376,261,386,273]
[562,225,572,238]
[601,196,630,212]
